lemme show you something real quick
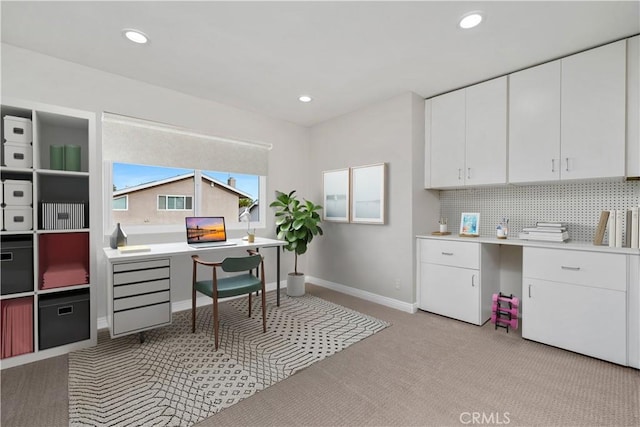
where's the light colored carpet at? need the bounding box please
[67,292,389,426]
[1,284,639,426]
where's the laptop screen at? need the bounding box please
[185,216,227,244]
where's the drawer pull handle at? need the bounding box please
[12,127,24,135]
[1,252,14,262]
[58,306,73,316]
[561,266,580,271]
[471,275,475,287]
[13,153,25,160]
[551,158,555,173]
[12,190,24,197]
[528,284,532,298]
[441,252,454,256]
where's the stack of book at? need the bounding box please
[518,222,569,242]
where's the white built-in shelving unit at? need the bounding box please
[0,98,97,369]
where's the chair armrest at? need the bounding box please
[192,255,223,267]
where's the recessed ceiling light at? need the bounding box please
[123,29,149,44]
[299,95,312,103]
[459,12,483,29]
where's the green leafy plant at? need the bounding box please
[269,190,323,275]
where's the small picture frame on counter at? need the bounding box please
[459,212,480,237]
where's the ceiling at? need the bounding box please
[1,1,639,127]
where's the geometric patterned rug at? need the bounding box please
[68,293,390,426]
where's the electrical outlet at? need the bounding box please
[394,279,400,290]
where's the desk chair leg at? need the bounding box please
[261,288,266,333]
[192,263,197,333]
[248,292,252,317]
[261,260,267,333]
[213,294,219,350]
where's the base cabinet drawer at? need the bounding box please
[113,303,171,336]
[523,278,626,365]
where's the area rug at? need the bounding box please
[68,292,390,426]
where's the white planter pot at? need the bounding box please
[286,273,305,297]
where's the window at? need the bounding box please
[158,195,193,211]
[111,162,264,231]
[103,113,269,233]
[113,195,128,210]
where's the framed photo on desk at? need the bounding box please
[459,212,480,237]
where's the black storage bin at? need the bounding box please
[1,235,33,295]
[38,289,89,350]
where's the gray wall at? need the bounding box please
[307,92,439,305]
[2,44,311,318]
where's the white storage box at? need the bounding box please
[3,180,32,206]
[3,142,33,168]
[3,116,32,144]
[3,207,32,231]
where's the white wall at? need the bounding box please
[1,44,311,317]
[307,92,439,306]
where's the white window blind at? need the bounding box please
[102,113,270,175]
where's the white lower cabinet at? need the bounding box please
[522,247,627,365]
[417,238,499,325]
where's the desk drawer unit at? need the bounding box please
[111,258,171,336]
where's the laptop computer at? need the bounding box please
[185,216,237,248]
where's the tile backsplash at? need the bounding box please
[439,180,640,243]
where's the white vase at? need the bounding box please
[286,273,305,297]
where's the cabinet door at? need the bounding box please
[419,263,480,325]
[465,77,507,185]
[509,61,561,183]
[627,36,640,178]
[561,40,626,180]
[522,278,626,365]
[430,89,466,188]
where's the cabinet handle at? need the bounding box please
[467,168,471,179]
[561,266,581,271]
[458,168,462,180]
[528,284,532,298]
[565,157,570,172]
[551,159,555,173]
[471,275,475,287]
[441,252,454,256]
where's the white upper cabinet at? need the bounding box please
[465,76,507,186]
[427,77,507,189]
[429,88,466,188]
[560,40,626,180]
[510,40,626,184]
[509,60,562,183]
[627,36,640,178]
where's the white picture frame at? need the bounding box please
[350,163,386,224]
[322,168,350,222]
[459,212,480,237]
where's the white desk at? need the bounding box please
[416,235,639,368]
[103,237,285,338]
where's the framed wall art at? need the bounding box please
[459,212,480,237]
[322,168,350,222]
[350,163,386,224]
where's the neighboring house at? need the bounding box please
[113,173,252,225]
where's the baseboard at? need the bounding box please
[97,280,285,330]
[306,276,418,313]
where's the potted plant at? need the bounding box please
[269,190,323,296]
